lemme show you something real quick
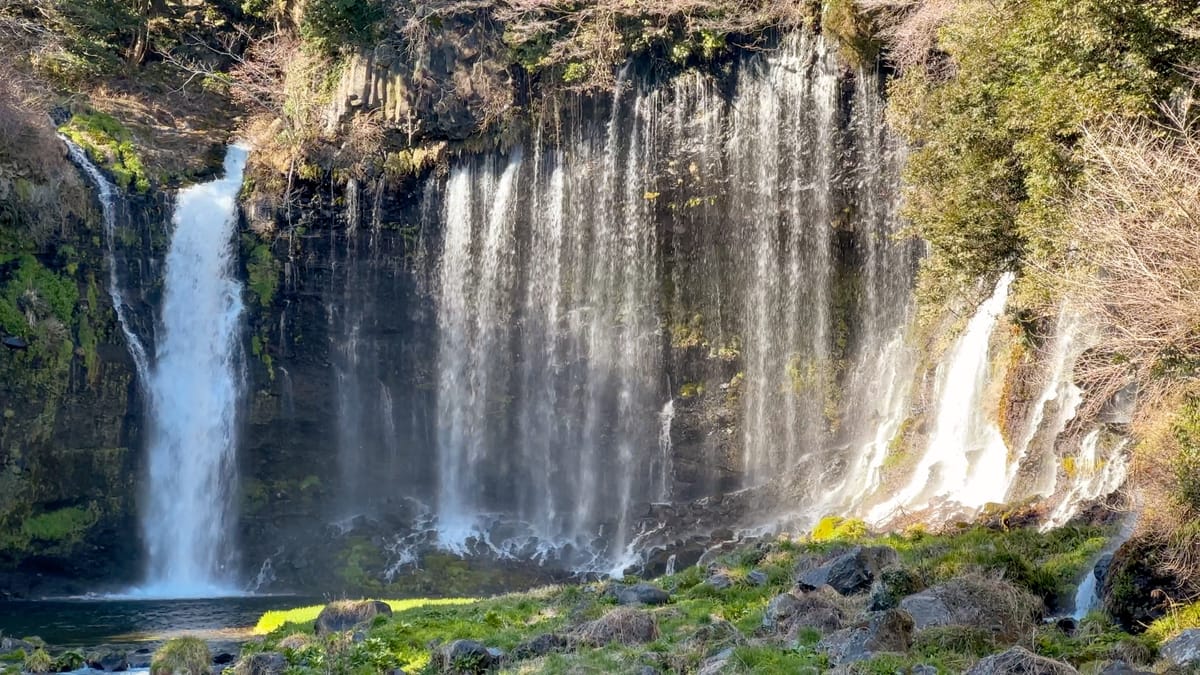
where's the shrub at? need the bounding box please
[150,637,211,675]
[22,649,52,674]
[299,0,385,53]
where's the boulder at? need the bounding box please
[211,652,235,666]
[867,567,925,611]
[816,609,914,665]
[797,546,899,595]
[510,633,570,660]
[234,652,287,675]
[1160,629,1200,669]
[697,647,735,675]
[763,590,845,636]
[87,648,129,672]
[609,582,670,606]
[0,637,34,655]
[573,608,659,646]
[964,646,1078,675]
[763,593,803,632]
[746,570,769,586]
[706,572,733,590]
[314,600,392,635]
[898,575,1040,643]
[434,639,497,674]
[684,618,744,651]
[2,335,28,350]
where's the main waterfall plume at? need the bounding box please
[139,145,249,597]
[422,34,921,566]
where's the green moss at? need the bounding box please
[58,111,150,192]
[245,242,281,307]
[21,505,98,542]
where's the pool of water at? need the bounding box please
[0,595,318,649]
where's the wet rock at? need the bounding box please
[434,639,496,674]
[510,633,569,660]
[87,648,128,672]
[867,567,925,611]
[816,609,913,665]
[573,608,659,646]
[211,652,235,666]
[609,582,670,606]
[965,646,1078,675]
[235,652,287,675]
[314,599,392,635]
[1161,629,1200,669]
[0,637,34,654]
[746,570,769,586]
[129,648,154,669]
[1094,554,1113,587]
[2,335,28,350]
[1055,617,1077,635]
[1101,538,1182,632]
[697,647,735,675]
[797,546,898,595]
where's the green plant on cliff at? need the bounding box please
[58,110,150,192]
[881,0,1200,311]
[245,241,280,307]
[299,0,385,53]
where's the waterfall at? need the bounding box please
[869,273,1015,521]
[61,138,151,382]
[138,145,248,597]
[427,33,917,566]
[1043,431,1130,529]
[657,400,676,502]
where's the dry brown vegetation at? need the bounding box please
[857,0,957,71]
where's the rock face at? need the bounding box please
[327,10,511,141]
[315,600,393,635]
[797,546,899,595]
[816,609,914,665]
[964,646,1078,675]
[1160,629,1200,669]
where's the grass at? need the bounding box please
[247,523,1118,673]
[1146,599,1200,644]
[253,597,476,634]
[150,637,210,675]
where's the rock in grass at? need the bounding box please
[867,567,925,611]
[609,582,670,606]
[150,637,211,675]
[314,599,392,635]
[697,647,735,675]
[746,569,769,586]
[763,590,845,635]
[706,572,734,590]
[1096,661,1153,675]
[797,546,899,596]
[898,575,1040,644]
[573,607,659,646]
[816,609,913,665]
[964,646,1078,675]
[1161,629,1200,669]
[230,652,286,675]
[433,639,497,674]
[510,633,570,660]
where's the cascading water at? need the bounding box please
[869,273,1015,522]
[138,145,248,597]
[61,139,151,382]
[426,34,919,566]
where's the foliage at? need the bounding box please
[245,241,280,307]
[150,637,211,675]
[809,516,868,542]
[885,0,1200,305]
[21,649,52,674]
[299,0,385,53]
